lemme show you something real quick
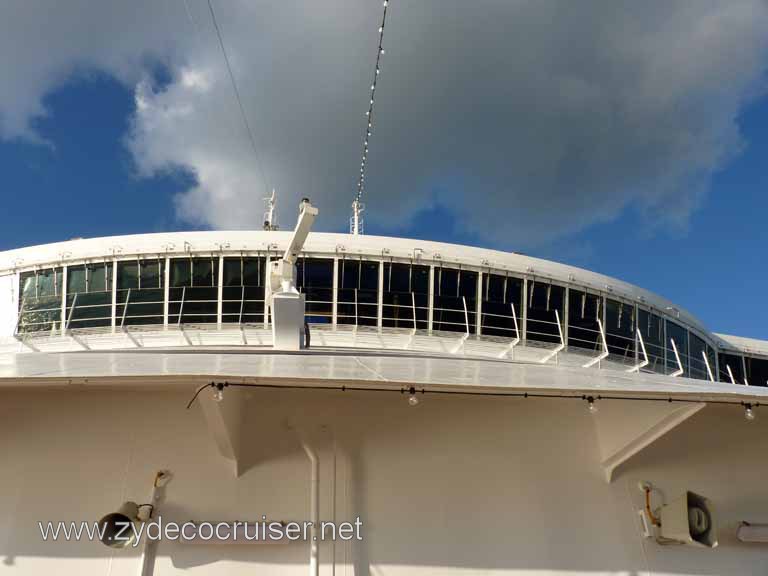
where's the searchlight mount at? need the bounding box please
[268,198,319,350]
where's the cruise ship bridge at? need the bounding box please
[1,230,767,575]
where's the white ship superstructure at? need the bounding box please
[1,226,767,575]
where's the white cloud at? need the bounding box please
[1,0,767,247]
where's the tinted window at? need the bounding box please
[338,259,378,326]
[17,268,62,332]
[65,263,113,329]
[118,260,165,327]
[118,261,139,290]
[481,273,522,339]
[568,290,601,351]
[296,258,333,323]
[638,309,665,373]
[719,353,745,384]
[222,257,265,324]
[745,356,768,387]
[433,267,477,333]
[383,262,429,330]
[689,333,716,381]
[526,280,564,345]
[606,299,635,362]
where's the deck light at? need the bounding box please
[744,403,755,421]
[587,396,598,414]
[408,386,420,406]
[214,382,225,402]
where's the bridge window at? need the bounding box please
[169,257,218,324]
[65,263,113,329]
[117,259,165,327]
[481,273,522,339]
[222,257,265,324]
[567,290,601,351]
[638,309,665,373]
[526,280,564,345]
[606,299,635,362]
[296,258,333,323]
[338,259,378,327]
[433,267,477,333]
[689,333,716,381]
[719,352,745,384]
[17,268,63,333]
[745,356,768,387]
[382,262,429,330]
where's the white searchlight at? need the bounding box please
[97,470,171,551]
[98,501,143,548]
[269,198,318,350]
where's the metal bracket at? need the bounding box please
[450,297,470,354]
[583,318,609,368]
[540,309,564,364]
[669,338,684,377]
[498,302,521,359]
[626,329,649,373]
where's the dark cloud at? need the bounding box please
[1,1,767,247]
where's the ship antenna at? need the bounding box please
[263,189,278,231]
[351,0,392,235]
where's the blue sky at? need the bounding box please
[1,2,767,339]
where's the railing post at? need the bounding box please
[475,272,483,336]
[120,288,131,329]
[450,297,470,354]
[65,293,78,331]
[583,318,609,368]
[60,266,68,336]
[217,254,224,328]
[163,257,170,328]
[354,288,359,333]
[332,257,339,328]
[111,258,118,333]
[540,309,565,364]
[498,302,521,359]
[178,286,186,325]
[238,285,245,325]
[377,260,384,332]
[669,337,684,377]
[702,350,715,383]
[427,265,435,334]
[626,329,649,373]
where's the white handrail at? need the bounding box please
[450,297,470,354]
[498,302,521,359]
[702,350,715,382]
[626,329,649,373]
[583,318,609,368]
[540,309,564,364]
[669,338,684,377]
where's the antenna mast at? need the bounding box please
[263,189,278,231]
[351,0,391,235]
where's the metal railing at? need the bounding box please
[11,283,731,385]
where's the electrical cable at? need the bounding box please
[185,380,762,410]
[206,0,270,194]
